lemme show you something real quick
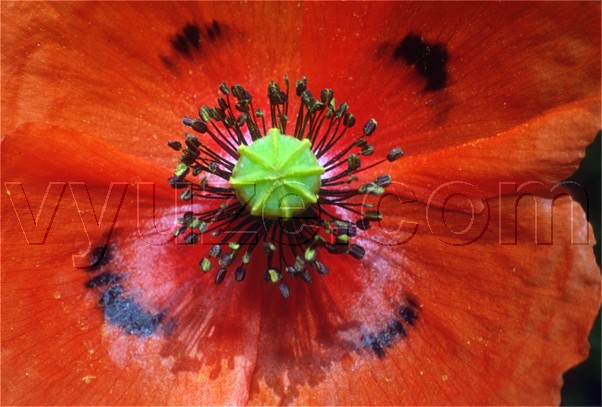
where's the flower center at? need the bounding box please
[167,76,403,297]
[230,128,324,219]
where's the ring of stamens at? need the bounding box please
[168,76,403,297]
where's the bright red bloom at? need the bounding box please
[1,2,600,405]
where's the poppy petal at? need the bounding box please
[1,124,262,405]
[297,2,600,155]
[265,193,599,405]
[1,1,304,166]
[392,99,601,211]
[3,3,600,164]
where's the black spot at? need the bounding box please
[387,319,407,338]
[362,335,385,358]
[160,55,177,72]
[85,244,113,271]
[360,300,419,357]
[85,271,121,288]
[171,33,191,57]
[393,32,448,91]
[171,23,203,58]
[100,285,163,337]
[183,23,201,50]
[206,20,222,41]
[399,304,417,326]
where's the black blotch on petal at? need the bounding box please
[183,23,201,50]
[362,335,385,358]
[387,319,407,338]
[399,298,418,326]
[393,32,449,91]
[206,20,222,41]
[400,303,418,326]
[361,299,420,357]
[171,23,202,57]
[171,33,191,57]
[85,244,113,271]
[160,55,173,68]
[99,285,163,337]
[85,271,121,288]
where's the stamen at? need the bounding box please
[168,77,403,297]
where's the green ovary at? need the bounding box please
[229,128,325,219]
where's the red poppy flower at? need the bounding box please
[2,2,600,405]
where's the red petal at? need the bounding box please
[1,124,261,404]
[1,2,305,166]
[272,193,599,405]
[395,99,601,211]
[298,2,600,154]
[3,3,599,162]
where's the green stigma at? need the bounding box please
[229,128,324,219]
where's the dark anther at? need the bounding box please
[219,82,230,95]
[359,183,384,196]
[198,106,212,122]
[375,174,392,187]
[356,218,371,231]
[231,84,252,102]
[191,120,208,134]
[295,77,307,96]
[236,113,248,127]
[179,188,193,201]
[215,267,227,285]
[200,258,212,272]
[219,253,233,267]
[174,226,187,237]
[167,176,190,189]
[235,266,246,282]
[353,137,367,148]
[279,282,291,298]
[348,244,365,259]
[167,141,182,151]
[360,144,374,156]
[184,232,199,245]
[363,119,377,136]
[387,148,404,162]
[320,88,334,105]
[334,102,348,119]
[313,260,329,276]
[181,211,194,227]
[347,154,361,171]
[365,210,382,221]
[209,245,221,257]
[301,270,313,283]
[301,90,316,110]
[343,113,356,128]
[268,81,287,105]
